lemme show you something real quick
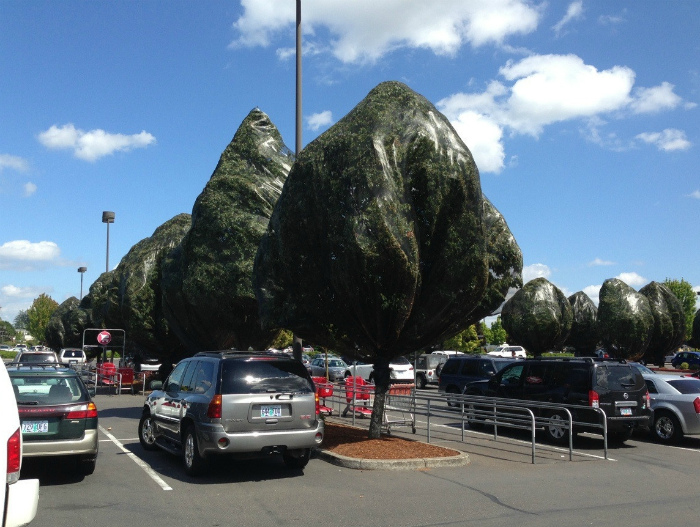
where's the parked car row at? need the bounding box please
[307,355,415,384]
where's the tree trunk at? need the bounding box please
[368,359,391,438]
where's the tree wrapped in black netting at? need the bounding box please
[565,291,599,355]
[640,281,686,367]
[501,278,572,355]
[254,81,510,437]
[161,109,292,352]
[692,309,700,349]
[597,278,654,360]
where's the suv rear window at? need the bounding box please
[221,359,313,395]
[594,364,644,391]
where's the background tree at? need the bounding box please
[479,321,493,347]
[565,292,599,355]
[640,281,685,367]
[14,310,29,330]
[501,278,572,355]
[489,316,508,345]
[27,294,59,344]
[442,325,481,352]
[664,278,697,341]
[597,278,653,360]
[0,320,17,344]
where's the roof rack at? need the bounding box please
[193,350,282,358]
[6,362,70,370]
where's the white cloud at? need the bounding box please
[0,154,29,172]
[38,124,156,162]
[689,190,700,199]
[447,111,505,173]
[636,129,691,152]
[552,1,584,36]
[306,110,333,131]
[23,182,37,197]
[522,263,551,283]
[232,0,541,64]
[629,82,683,114]
[589,258,615,266]
[0,240,60,270]
[615,272,647,287]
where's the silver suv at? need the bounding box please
[138,350,324,476]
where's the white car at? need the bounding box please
[343,356,415,384]
[487,345,527,358]
[1,363,39,527]
[59,347,87,365]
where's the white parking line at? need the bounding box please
[99,426,173,491]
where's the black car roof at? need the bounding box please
[193,350,294,360]
[6,363,79,375]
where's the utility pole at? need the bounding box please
[292,0,304,363]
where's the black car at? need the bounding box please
[464,358,652,444]
[438,355,517,406]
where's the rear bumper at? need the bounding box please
[5,478,39,527]
[22,428,98,457]
[197,420,324,456]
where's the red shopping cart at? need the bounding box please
[312,376,334,416]
[342,376,374,418]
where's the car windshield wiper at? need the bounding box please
[17,400,39,405]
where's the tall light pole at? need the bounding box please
[292,0,304,362]
[78,267,87,300]
[102,211,115,272]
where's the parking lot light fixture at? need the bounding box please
[102,211,115,272]
[78,267,87,300]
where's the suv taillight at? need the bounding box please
[589,390,600,408]
[207,395,222,419]
[315,392,320,416]
[7,428,21,483]
[694,397,700,414]
[645,390,651,410]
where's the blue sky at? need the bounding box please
[1,0,698,327]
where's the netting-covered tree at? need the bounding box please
[162,109,291,352]
[640,281,685,367]
[692,308,700,348]
[501,278,572,355]
[565,291,599,355]
[597,278,654,360]
[253,81,506,437]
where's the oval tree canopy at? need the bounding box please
[501,278,572,355]
[640,281,685,367]
[253,81,497,436]
[597,278,654,361]
[566,291,598,355]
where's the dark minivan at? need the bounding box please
[438,355,517,406]
[465,358,652,444]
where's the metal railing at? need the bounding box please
[315,381,611,463]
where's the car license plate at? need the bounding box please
[261,405,282,418]
[620,408,632,416]
[21,421,49,433]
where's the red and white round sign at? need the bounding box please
[97,331,112,345]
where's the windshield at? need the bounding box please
[327,359,346,368]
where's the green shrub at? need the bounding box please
[680,362,689,370]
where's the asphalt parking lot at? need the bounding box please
[19,391,700,527]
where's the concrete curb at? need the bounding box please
[315,448,470,470]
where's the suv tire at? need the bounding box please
[416,374,427,390]
[445,386,460,408]
[544,411,570,445]
[283,448,311,469]
[183,425,206,476]
[608,428,633,445]
[138,412,158,451]
[653,411,682,443]
[78,455,97,475]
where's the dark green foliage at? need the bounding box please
[162,109,291,352]
[501,278,573,355]
[46,297,83,350]
[465,197,523,325]
[89,214,192,357]
[640,281,686,367]
[597,278,654,360]
[254,81,489,361]
[566,291,599,355]
[692,309,700,348]
[253,81,494,437]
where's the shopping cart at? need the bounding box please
[342,376,374,418]
[383,383,416,434]
[311,376,334,416]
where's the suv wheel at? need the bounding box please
[544,411,570,444]
[283,448,311,469]
[608,428,633,445]
[183,425,206,476]
[416,374,426,390]
[653,411,682,443]
[138,412,158,451]
[446,387,460,408]
[78,455,97,475]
